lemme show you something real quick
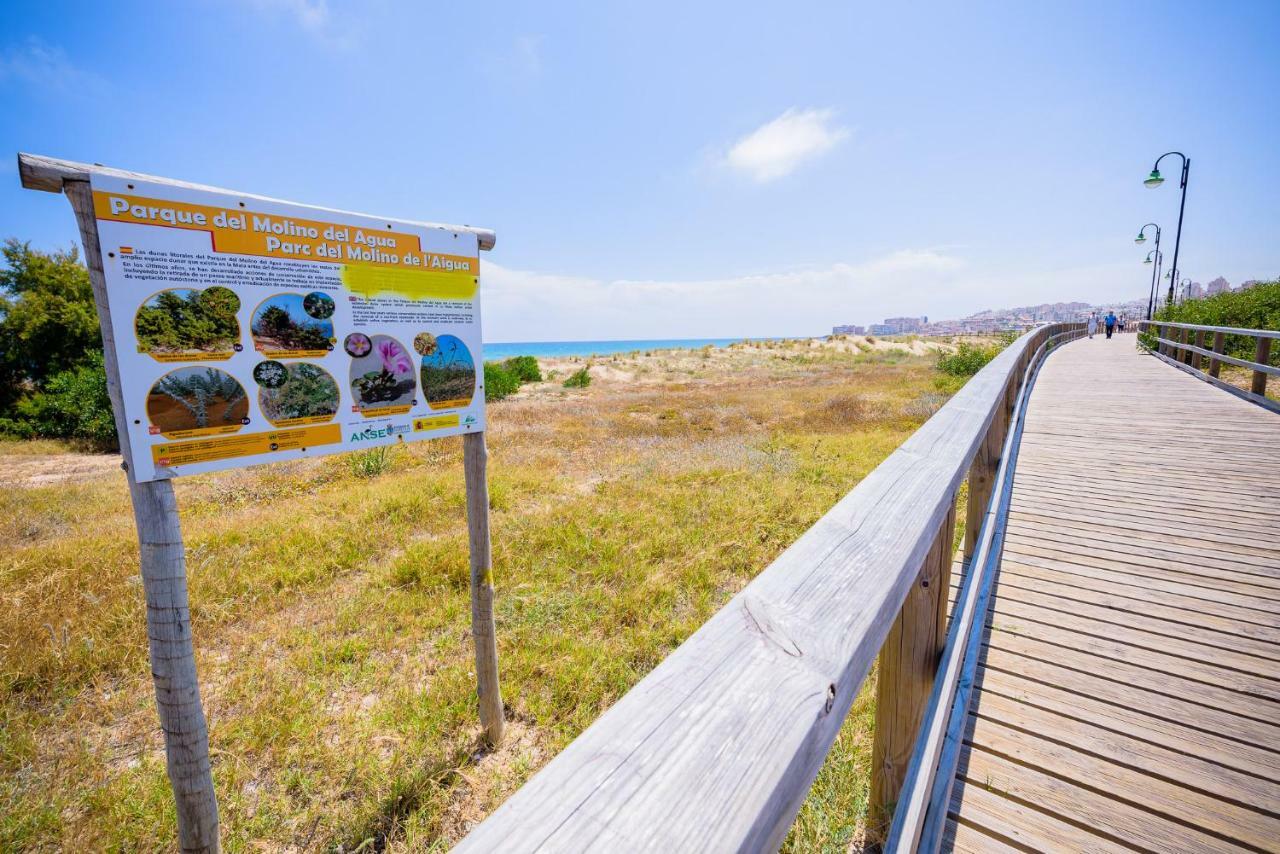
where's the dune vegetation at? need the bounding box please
[1,336,970,851]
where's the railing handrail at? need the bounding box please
[887,325,1083,852]
[1141,319,1280,340]
[1138,320,1277,414]
[456,323,1083,852]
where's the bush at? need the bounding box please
[1146,280,1280,360]
[563,366,591,388]
[6,353,117,448]
[347,445,394,478]
[0,239,101,412]
[502,355,542,383]
[483,362,521,401]
[935,342,1000,377]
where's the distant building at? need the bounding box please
[868,324,896,336]
[832,324,866,335]
[1188,282,1205,300]
[1239,280,1260,290]
[883,316,928,334]
[1206,276,1230,296]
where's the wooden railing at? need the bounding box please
[885,323,1084,852]
[1139,320,1279,413]
[456,322,1085,852]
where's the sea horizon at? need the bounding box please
[480,336,802,361]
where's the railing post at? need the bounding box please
[869,499,958,841]
[1209,332,1225,377]
[963,400,1003,569]
[1192,329,1206,371]
[1253,337,1271,397]
[1157,324,1168,356]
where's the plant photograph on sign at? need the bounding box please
[145,366,248,433]
[302,291,336,320]
[250,293,334,353]
[344,332,372,357]
[258,362,340,424]
[134,286,240,358]
[419,334,476,408]
[349,334,416,411]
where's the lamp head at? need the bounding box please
[1144,255,1152,264]
[1144,169,1164,188]
[1135,232,1147,244]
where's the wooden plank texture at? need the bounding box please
[455,326,1065,852]
[947,337,1280,853]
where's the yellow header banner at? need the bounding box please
[93,191,478,276]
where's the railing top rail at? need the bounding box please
[16,152,498,251]
[1139,319,1280,340]
[457,323,1081,853]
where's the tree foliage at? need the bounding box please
[134,287,239,352]
[0,240,117,446]
[0,239,101,410]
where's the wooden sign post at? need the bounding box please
[19,153,504,850]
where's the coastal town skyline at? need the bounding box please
[836,274,1272,336]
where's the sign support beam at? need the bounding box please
[464,430,505,745]
[64,179,220,852]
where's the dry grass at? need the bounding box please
[0,337,966,851]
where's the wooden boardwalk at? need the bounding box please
[946,336,1280,852]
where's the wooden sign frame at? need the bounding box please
[18,153,504,852]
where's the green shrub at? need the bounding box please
[502,355,542,383]
[347,445,394,478]
[6,353,117,449]
[1146,280,1280,360]
[483,362,521,401]
[935,342,1000,377]
[0,239,101,413]
[563,366,591,388]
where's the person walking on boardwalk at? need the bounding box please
[1087,313,1098,339]
[1104,310,1117,339]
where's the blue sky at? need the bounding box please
[2,1,1277,340]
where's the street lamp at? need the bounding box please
[1144,151,1190,308]
[1136,223,1161,320]
[1143,248,1163,319]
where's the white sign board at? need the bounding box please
[90,174,485,481]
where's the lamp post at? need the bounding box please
[1143,248,1162,319]
[1136,223,1161,320]
[1144,152,1190,308]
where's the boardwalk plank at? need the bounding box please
[947,339,1280,852]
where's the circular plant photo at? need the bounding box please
[259,362,340,425]
[134,286,240,359]
[253,360,288,388]
[420,334,476,409]
[344,332,372,358]
[146,367,248,435]
[250,293,334,353]
[413,332,438,356]
[349,334,416,412]
[302,291,336,320]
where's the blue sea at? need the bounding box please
[480,337,795,362]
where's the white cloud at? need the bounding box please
[479,249,965,342]
[723,108,850,182]
[0,37,104,94]
[241,0,355,49]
